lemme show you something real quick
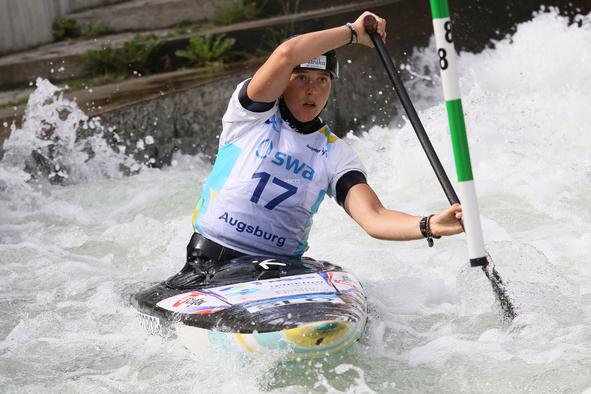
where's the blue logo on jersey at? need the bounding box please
[306,144,328,158]
[255,138,315,180]
[264,114,282,132]
[271,153,315,180]
[256,139,273,159]
[306,144,320,153]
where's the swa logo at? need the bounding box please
[256,139,273,159]
[254,138,315,181]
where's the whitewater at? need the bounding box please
[1,9,590,393]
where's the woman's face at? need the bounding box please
[282,69,332,123]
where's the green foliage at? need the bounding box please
[52,18,81,40]
[0,97,28,110]
[81,45,120,75]
[120,35,161,74]
[81,21,111,38]
[175,34,236,67]
[81,35,162,76]
[214,0,259,25]
[53,18,111,40]
[65,74,126,92]
[170,26,190,37]
[166,23,206,38]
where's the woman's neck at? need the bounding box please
[278,98,324,134]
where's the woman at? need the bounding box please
[180,11,463,279]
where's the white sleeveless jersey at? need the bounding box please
[192,80,366,256]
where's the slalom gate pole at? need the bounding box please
[428,0,517,320]
[363,14,517,321]
[428,0,487,267]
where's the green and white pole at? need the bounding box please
[430,0,487,267]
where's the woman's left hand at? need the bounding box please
[429,203,464,237]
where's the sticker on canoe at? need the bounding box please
[211,272,336,304]
[157,291,229,315]
[328,272,362,294]
[245,293,344,313]
[157,271,360,315]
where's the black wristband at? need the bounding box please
[419,216,429,238]
[345,23,358,45]
[420,215,440,248]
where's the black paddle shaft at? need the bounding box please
[360,16,524,325]
[363,16,460,207]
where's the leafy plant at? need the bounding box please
[0,97,27,110]
[166,22,207,38]
[175,34,236,67]
[52,18,81,40]
[169,25,190,37]
[81,35,162,75]
[65,74,126,92]
[81,45,120,75]
[53,18,111,40]
[81,21,111,38]
[120,35,162,74]
[214,0,259,25]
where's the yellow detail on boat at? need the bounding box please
[283,321,348,348]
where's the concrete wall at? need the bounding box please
[4,0,588,164]
[88,0,591,166]
[69,0,235,34]
[97,71,253,166]
[0,0,127,55]
[92,58,400,167]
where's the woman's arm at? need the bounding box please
[343,183,464,240]
[247,11,387,103]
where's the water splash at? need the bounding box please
[1,78,142,185]
[1,7,591,394]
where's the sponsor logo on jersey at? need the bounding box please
[264,114,282,132]
[256,138,273,159]
[255,139,316,180]
[219,211,286,247]
[306,144,328,157]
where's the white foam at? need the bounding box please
[1,78,143,185]
[1,8,591,393]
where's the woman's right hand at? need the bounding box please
[353,11,387,47]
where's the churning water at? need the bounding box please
[1,9,590,393]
